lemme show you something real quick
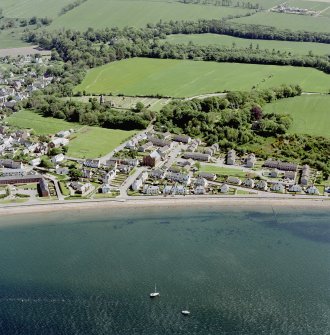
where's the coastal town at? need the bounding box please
[0,120,329,205]
[0,48,329,207]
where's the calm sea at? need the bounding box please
[0,205,329,335]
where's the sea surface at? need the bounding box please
[0,204,329,335]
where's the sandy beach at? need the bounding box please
[0,196,329,217]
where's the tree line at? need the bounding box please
[23,93,153,130]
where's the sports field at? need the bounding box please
[6,110,135,158]
[264,94,330,137]
[233,12,330,33]
[165,34,330,56]
[50,0,249,30]
[75,58,330,97]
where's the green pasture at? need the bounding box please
[287,0,330,11]
[67,127,136,159]
[0,29,30,49]
[6,110,81,135]
[1,0,72,18]
[75,58,330,97]
[264,94,330,137]
[50,0,249,30]
[165,34,330,56]
[6,110,136,158]
[233,12,330,33]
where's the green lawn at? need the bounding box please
[165,34,330,56]
[264,94,330,137]
[75,58,330,97]
[233,12,330,33]
[6,110,136,158]
[200,165,250,178]
[7,110,81,135]
[67,127,136,159]
[50,0,249,30]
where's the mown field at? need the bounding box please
[233,12,330,33]
[264,94,330,137]
[67,127,136,158]
[1,0,72,18]
[6,110,135,158]
[7,110,81,134]
[200,165,251,178]
[49,0,249,30]
[165,34,330,56]
[75,58,330,97]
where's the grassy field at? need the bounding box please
[6,110,136,158]
[75,58,330,97]
[50,0,249,30]
[67,127,136,158]
[0,29,30,49]
[69,96,171,112]
[1,0,73,18]
[165,34,330,56]
[286,0,330,11]
[264,94,330,137]
[233,12,330,33]
[6,110,81,134]
[200,165,250,178]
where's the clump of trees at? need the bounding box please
[23,94,153,130]
[59,0,88,16]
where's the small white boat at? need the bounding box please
[181,310,190,316]
[150,284,160,298]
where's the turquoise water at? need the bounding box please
[0,205,329,334]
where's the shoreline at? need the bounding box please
[0,196,329,216]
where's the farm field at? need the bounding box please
[233,12,330,33]
[1,0,73,18]
[286,0,330,11]
[165,34,330,56]
[75,58,330,97]
[49,0,249,30]
[264,94,330,137]
[6,110,136,158]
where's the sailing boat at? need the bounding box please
[150,284,160,298]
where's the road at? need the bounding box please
[185,93,227,101]
[118,167,146,198]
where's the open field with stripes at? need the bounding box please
[75,58,330,97]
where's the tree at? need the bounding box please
[40,157,53,168]
[251,105,263,121]
[69,168,83,181]
[134,102,145,113]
